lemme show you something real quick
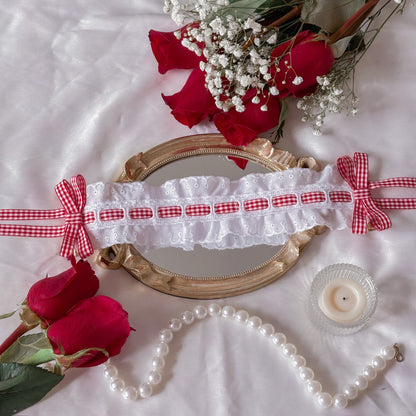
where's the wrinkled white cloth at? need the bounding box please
[0,1,415,416]
[85,165,352,251]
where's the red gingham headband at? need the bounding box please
[0,153,415,258]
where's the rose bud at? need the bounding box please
[162,68,220,128]
[26,259,99,323]
[149,24,204,74]
[270,31,334,98]
[47,296,132,367]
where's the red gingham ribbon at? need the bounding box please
[0,175,93,258]
[337,153,416,234]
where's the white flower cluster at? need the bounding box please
[163,0,230,25]
[297,72,359,136]
[164,0,300,113]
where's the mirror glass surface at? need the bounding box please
[143,154,282,278]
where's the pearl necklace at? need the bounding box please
[102,304,403,409]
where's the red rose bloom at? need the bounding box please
[149,24,204,74]
[214,88,281,146]
[162,68,220,128]
[270,31,334,98]
[47,296,131,368]
[26,259,99,323]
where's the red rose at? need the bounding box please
[26,259,99,323]
[149,24,204,74]
[213,88,281,146]
[270,31,334,98]
[47,296,131,368]
[162,68,220,128]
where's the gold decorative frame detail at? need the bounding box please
[96,134,326,299]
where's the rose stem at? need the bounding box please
[242,5,302,50]
[0,322,36,355]
[329,0,381,44]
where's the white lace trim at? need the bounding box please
[83,165,353,251]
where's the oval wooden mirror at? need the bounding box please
[96,134,325,298]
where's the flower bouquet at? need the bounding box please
[149,0,405,145]
[0,258,131,415]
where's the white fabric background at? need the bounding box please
[0,1,415,415]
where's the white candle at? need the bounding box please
[318,278,367,323]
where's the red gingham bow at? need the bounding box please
[55,175,93,258]
[337,153,416,234]
[0,175,94,259]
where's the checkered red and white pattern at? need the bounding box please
[214,201,240,214]
[329,191,353,203]
[0,175,94,259]
[300,192,326,205]
[272,194,298,207]
[244,198,269,211]
[82,211,96,224]
[0,208,66,221]
[99,208,124,222]
[337,152,416,234]
[158,206,182,218]
[374,198,416,210]
[129,207,153,219]
[185,204,211,217]
[0,224,65,238]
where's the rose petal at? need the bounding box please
[47,296,131,367]
[26,260,99,322]
[214,88,281,146]
[163,68,220,128]
[149,25,203,74]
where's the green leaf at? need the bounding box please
[0,310,17,320]
[0,333,54,366]
[218,0,269,19]
[330,34,355,58]
[301,0,365,34]
[0,362,63,416]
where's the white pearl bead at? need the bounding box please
[354,375,368,391]
[282,343,297,358]
[316,392,333,408]
[222,305,236,319]
[194,305,208,319]
[291,355,306,369]
[168,318,182,332]
[259,323,275,337]
[155,342,169,357]
[139,382,153,398]
[234,309,249,324]
[247,316,262,329]
[159,329,173,343]
[380,345,395,360]
[333,393,348,409]
[363,365,377,381]
[148,370,162,385]
[343,384,358,400]
[181,310,195,325]
[110,378,125,392]
[298,366,314,382]
[122,386,138,400]
[271,332,286,347]
[306,380,322,395]
[152,356,165,371]
[104,365,118,379]
[372,355,386,371]
[208,303,222,316]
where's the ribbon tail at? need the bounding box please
[351,201,368,234]
[363,199,392,231]
[59,224,79,258]
[77,226,94,259]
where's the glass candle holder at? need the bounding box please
[308,264,378,335]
